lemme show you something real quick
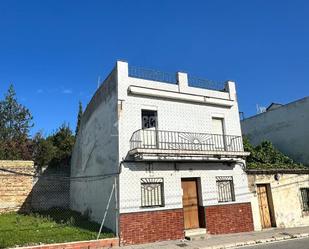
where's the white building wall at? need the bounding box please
[120,162,251,213]
[70,60,252,231]
[116,61,242,161]
[241,97,309,165]
[115,61,251,213]
[70,69,119,232]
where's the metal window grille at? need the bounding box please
[141,110,157,129]
[141,178,164,207]
[216,176,235,203]
[300,188,309,211]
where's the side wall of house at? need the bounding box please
[70,68,119,232]
[248,173,309,230]
[241,97,309,165]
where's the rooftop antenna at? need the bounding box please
[256,104,266,114]
[97,76,101,89]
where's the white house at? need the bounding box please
[70,61,253,245]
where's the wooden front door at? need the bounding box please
[182,179,199,229]
[257,185,272,229]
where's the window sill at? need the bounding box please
[140,205,165,209]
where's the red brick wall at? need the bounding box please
[119,209,184,245]
[205,202,254,234]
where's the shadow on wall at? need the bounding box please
[19,166,70,213]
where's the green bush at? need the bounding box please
[243,137,305,169]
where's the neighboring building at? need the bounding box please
[70,61,253,245]
[241,97,309,165]
[247,169,309,230]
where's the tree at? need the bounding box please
[32,131,57,168]
[0,84,33,160]
[75,101,83,136]
[49,123,75,168]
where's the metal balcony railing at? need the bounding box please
[130,129,244,153]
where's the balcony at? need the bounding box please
[129,129,250,161]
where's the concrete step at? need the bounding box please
[185,228,208,241]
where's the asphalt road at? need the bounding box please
[239,237,309,249]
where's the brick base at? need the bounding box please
[17,238,119,249]
[119,209,184,245]
[205,202,254,234]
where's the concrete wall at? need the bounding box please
[241,97,309,165]
[70,67,119,232]
[0,160,34,213]
[247,172,309,230]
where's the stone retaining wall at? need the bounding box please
[0,160,35,213]
[0,160,70,213]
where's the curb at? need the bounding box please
[200,232,309,249]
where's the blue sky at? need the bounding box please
[1,1,309,136]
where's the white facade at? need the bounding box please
[120,162,250,213]
[70,60,251,235]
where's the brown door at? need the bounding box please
[181,179,199,229]
[257,185,272,228]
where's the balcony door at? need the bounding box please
[212,118,226,151]
[141,110,157,149]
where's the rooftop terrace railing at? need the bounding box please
[188,76,226,91]
[128,65,226,91]
[128,65,177,84]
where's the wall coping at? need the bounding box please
[205,202,252,208]
[246,168,309,175]
[0,160,34,168]
[13,237,119,249]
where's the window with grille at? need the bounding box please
[141,178,164,207]
[216,176,235,203]
[300,188,309,211]
[141,110,157,129]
